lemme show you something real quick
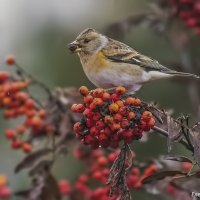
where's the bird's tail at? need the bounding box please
[168,71,200,79]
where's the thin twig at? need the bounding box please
[180,116,194,152]
[152,126,193,151]
[15,63,52,98]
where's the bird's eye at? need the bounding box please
[83,38,91,44]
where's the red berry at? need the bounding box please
[109,103,119,113]
[108,152,119,162]
[185,18,197,27]
[131,167,140,175]
[92,88,104,98]
[79,175,89,183]
[115,86,126,95]
[102,92,111,101]
[86,118,94,128]
[113,113,123,122]
[90,126,99,136]
[0,175,7,186]
[25,109,36,118]
[127,111,136,120]
[73,122,82,134]
[121,130,133,143]
[142,111,152,120]
[96,121,105,130]
[0,71,9,82]
[119,106,128,116]
[92,113,101,121]
[98,133,108,143]
[92,98,103,106]
[97,156,108,167]
[115,100,124,108]
[133,98,141,106]
[71,104,85,113]
[30,116,43,129]
[2,97,12,106]
[104,115,113,124]
[146,118,155,128]
[22,143,32,153]
[84,95,93,104]
[125,97,136,105]
[182,162,192,171]
[195,2,200,12]
[133,180,142,189]
[109,141,119,148]
[143,164,157,177]
[92,171,102,180]
[5,129,16,140]
[0,186,12,197]
[76,104,85,113]
[127,175,139,189]
[59,180,71,195]
[15,92,28,101]
[110,123,120,131]
[3,109,16,118]
[11,140,22,149]
[166,184,176,196]
[120,119,129,128]
[79,86,89,96]
[103,127,111,136]
[71,104,78,112]
[83,108,94,118]
[25,99,35,109]
[110,93,119,101]
[38,109,47,119]
[5,55,15,65]
[16,125,26,135]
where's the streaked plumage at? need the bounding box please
[68,28,199,92]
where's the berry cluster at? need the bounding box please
[59,146,160,200]
[171,0,200,34]
[72,86,155,149]
[61,146,194,200]
[0,60,53,153]
[0,175,12,198]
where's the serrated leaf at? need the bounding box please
[163,156,193,163]
[15,148,52,173]
[142,171,186,184]
[107,144,132,200]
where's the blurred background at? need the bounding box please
[0,0,199,199]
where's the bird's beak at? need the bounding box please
[68,41,82,53]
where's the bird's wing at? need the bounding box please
[102,39,172,73]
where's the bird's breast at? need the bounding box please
[80,51,109,74]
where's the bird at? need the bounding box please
[68,28,199,93]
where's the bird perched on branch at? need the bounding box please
[68,28,199,93]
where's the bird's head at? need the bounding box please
[68,28,108,55]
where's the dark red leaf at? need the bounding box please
[15,148,52,173]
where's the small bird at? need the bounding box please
[68,28,199,93]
